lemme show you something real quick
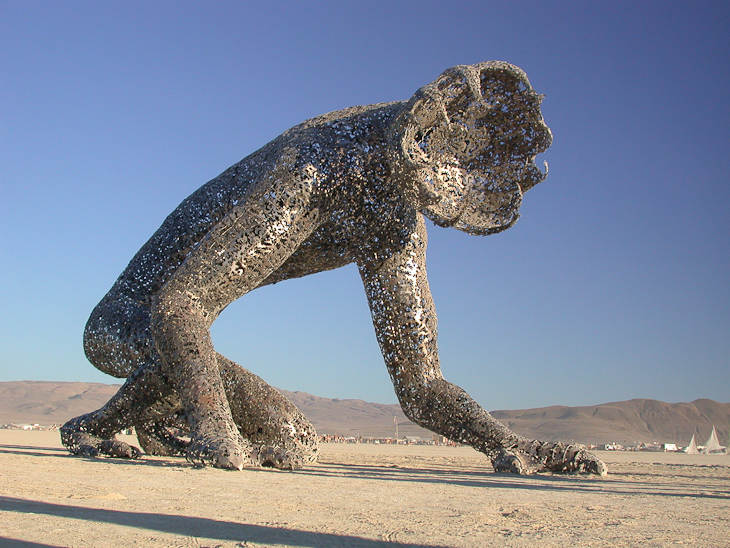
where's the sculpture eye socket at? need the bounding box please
[414,127,435,152]
[443,87,473,122]
[480,69,529,101]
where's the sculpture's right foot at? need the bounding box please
[61,417,142,459]
[186,434,252,470]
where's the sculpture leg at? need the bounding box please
[111,353,319,470]
[149,289,250,469]
[63,293,178,458]
[134,355,318,469]
[148,186,320,470]
[218,355,318,468]
[62,350,307,470]
[73,288,251,469]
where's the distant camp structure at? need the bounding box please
[700,426,727,454]
[684,434,699,454]
[684,426,727,455]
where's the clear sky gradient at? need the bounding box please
[1,1,728,410]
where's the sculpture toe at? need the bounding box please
[491,442,608,477]
[254,445,305,470]
[537,443,609,476]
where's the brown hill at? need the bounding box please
[0,381,122,426]
[491,398,730,445]
[278,390,432,438]
[1,381,727,446]
[0,381,430,438]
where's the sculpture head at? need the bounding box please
[388,61,552,235]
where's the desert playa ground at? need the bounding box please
[1,430,728,548]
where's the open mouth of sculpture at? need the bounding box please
[462,149,546,195]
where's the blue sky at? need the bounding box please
[1,1,728,410]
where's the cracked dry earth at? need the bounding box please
[1,430,728,547]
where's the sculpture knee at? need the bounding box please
[84,294,155,378]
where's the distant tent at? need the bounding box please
[700,426,727,455]
[684,434,699,454]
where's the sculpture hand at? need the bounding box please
[493,440,608,476]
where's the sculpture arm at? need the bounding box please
[357,215,443,407]
[358,214,524,454]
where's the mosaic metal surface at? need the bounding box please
[62,62,606,476]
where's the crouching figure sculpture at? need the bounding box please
[62,61,607,476]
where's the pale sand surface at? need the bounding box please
[1,431,728,548]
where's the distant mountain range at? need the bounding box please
[491,399,729,446]
[1,381,728,446]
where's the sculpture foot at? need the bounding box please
[253,445,306,470]
[186,435,252,470]
[61,418,142,459]
[492,442,608,476]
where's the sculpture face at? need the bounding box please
[390,61,553,235]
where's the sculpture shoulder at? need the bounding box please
[109,101,407,299]
[287,101,404,135]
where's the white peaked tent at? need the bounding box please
[700,426,727,455]
[684,434,699,454]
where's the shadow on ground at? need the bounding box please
[0,496,449,548]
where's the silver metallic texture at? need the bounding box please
[61,62,607,476]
